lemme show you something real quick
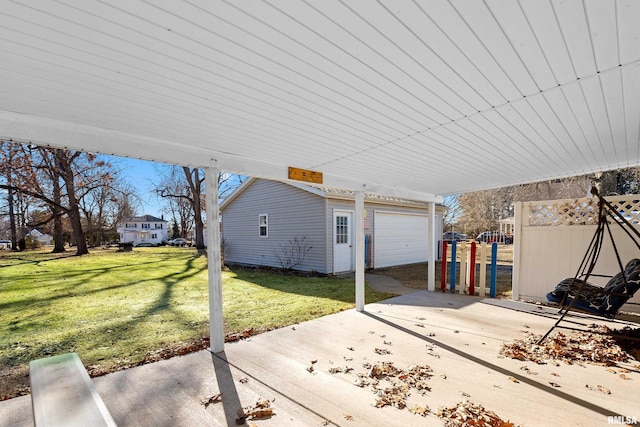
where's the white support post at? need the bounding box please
[512,202,522,301]
[355,190,365,312]
[428,201,436,291]
[206,166,225,353]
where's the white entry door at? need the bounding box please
[333,210,353,273]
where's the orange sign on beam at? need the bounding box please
[288,167,323,184]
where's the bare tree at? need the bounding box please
[442,195,461,231]
[0,142,20,250]
[182,167,205,250]
[156,166,194,242]
[157,166,246,250]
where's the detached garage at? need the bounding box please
[221,178,443,274]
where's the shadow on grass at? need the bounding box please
[0,252,208,367]
[229,267,392,304]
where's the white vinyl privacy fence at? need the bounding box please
[512,194,640,314]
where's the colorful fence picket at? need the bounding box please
[441,241,498,297]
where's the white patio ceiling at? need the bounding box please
[1,0,640,201]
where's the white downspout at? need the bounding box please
[428,201,436,291]
[206,166,225,353]
[355,190,365,312]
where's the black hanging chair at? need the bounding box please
[539,187,640,343]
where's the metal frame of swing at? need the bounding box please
[538,187,640,344]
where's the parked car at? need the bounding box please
[442,232,466,243]
[475,231,513,245]
[135,242,155,247]
[0,240,11,250]
[171,238,189,247]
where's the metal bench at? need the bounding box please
[30,353,116,427]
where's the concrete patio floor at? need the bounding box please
[2,291,638,427]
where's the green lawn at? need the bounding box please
[0,247,392,399]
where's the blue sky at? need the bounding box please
[103,155,246,218]
[104,155,166,217]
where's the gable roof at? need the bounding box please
[220,177,439,210]
[121,215,166,223]
[1,2,638,200]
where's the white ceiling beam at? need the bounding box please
[0,110,441,203]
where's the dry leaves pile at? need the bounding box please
[500,326,637,366]
[437,401,517,427]
[225,328,256,343]
[236,398,274,424]
[348,361,433,412]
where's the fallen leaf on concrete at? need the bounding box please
[500,326,638,367]
[548,382,561,388]
[519,366,538,375]
[409,405,430,416]
[344,414,353,421]
[415,323,425,328]
[237,398,275,422]
[347,346,355,351]
[201,393,223,408]
[508,376,519,383]
[225,328,255,343]
[384,340,392,346]
[619,373,631,380]
[374,347,391,355]
[347,362,434,410]
[437,400,519,427]
[550,372,559,377]
[239,377,249,384]
[597,385,611,394]
[306,365,314,374]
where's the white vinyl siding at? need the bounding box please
[222,180,327,273]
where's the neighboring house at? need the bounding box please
[220,178,444,274]
[27,229,53,246]
[117,215,169,246]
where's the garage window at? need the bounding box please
[259,214,268,237]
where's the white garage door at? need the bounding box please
[374,212,428,268]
